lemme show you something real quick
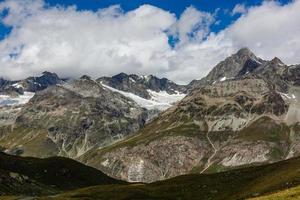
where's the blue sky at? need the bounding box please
[0,0,299,83]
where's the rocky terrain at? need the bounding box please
[79,48,300,183]
[0,70,187,160]
[0,71,63,95]
[187,48,266,90]
[0,75,148,158]
[98,73,186,113]
[98,73,186,99]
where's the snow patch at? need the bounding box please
[279,92,297,101]
[101,83,185,111]
[279,92,292,100]
[251,58,262,65]
[141,75,151,81]
[0,92,35,107]
[129,77,136,83]
[12,83,23,89]
[220,77,227,82]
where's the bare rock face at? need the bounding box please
[0,72,63,95]
[0,77,148,158]
[188,48,266,90]
[98,73,186,99]
[83,136,211,183]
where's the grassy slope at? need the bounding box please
[33,156,300,200]
[249,185,300,200]
[0,152,125,196]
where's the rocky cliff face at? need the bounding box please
[80,49,300,183]
[98,73,186,99]
[0,72,63,95]
[0,76,147,158]
[98,73,186,117]
[188,48,266,90]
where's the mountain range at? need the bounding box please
[1,47,300,199]
[81,48,300,182]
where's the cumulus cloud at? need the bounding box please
[170,6,215,45]
[0,0,179,80]
[0,0,300,84]
[232,4,247,16]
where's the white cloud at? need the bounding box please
[170,6,215,45]
[224,0,300,64]
[232,4,247,16]
[0,1,178,80]
[0,0,300,84]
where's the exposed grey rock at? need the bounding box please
[98,73,186,99]
[0,77,148,158]
[188,48,266,90]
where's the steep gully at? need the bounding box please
[200,121,218,174]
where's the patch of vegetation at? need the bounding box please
[268,147,285,160]
[0,152,125,197]
[90,116,206,158]
[238,116,290,142]
[249,185,300,200]
[204,163,227,174]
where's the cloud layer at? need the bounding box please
[0,0,300,84]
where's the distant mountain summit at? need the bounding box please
[0,71,63,95]
[98,73,186,111]
[24,71,63,92]
[98,73,186,99]
[0,72,64,107]
[188,47,266,89]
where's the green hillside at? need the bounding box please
[30,156,300,200]
[0,152,124,196]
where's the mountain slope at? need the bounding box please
[0,76,147,158]
[0,152,123,197]
[79,48,300,183]
[98,73,186,113]
[98,73,186,99]
[0,72,63,107]
[30,156,300,200]
[188,48,266,90]
[250,185,300,200]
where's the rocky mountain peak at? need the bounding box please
[42,71,56,76]
[231,47,260,66]
[0,78,9,87]
[270,57,285,66]
[112,72,129,81]
[97,73,186,100]
[80,75,92,80]
[236,47,255,57]
[188,48,265,90]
